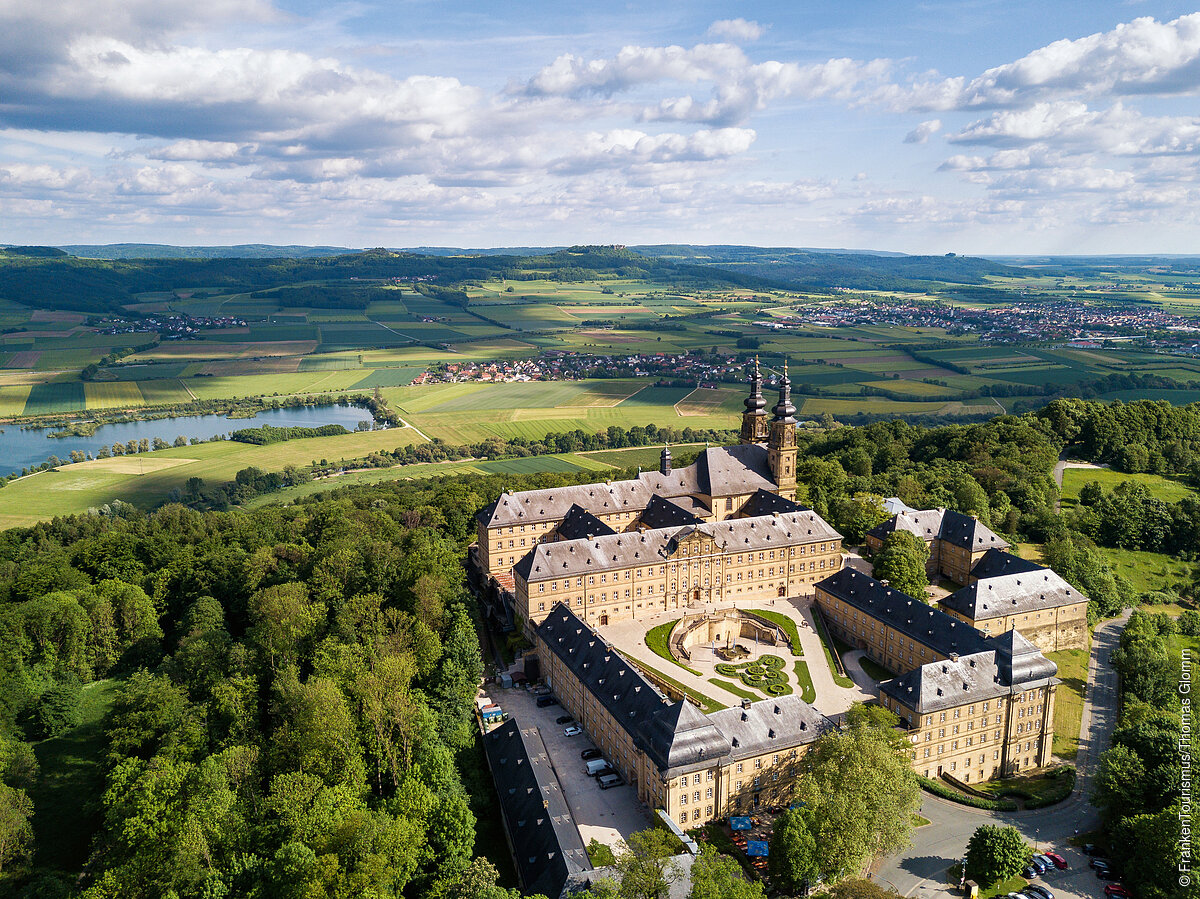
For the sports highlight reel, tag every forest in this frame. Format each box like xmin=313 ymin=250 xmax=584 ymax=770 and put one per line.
xmin=0 ymin=244 xmax=1045 ymax=314
xmin=0 ymin=399 xmax=1196 ymax=897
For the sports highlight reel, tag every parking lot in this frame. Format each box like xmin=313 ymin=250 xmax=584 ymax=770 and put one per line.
xmin=490 ymin=685 xmax=653 ymax=848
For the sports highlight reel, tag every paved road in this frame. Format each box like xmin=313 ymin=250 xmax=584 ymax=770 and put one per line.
xmin=874 ymin=614 xmax=1129 ymax=899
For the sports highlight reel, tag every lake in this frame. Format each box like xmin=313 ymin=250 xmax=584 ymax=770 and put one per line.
xmin=0 ymin=404 xmax=374 ymax=475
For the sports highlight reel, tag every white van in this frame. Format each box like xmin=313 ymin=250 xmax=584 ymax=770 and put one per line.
xmin=585 ymin=758 xmax=610 ymax=777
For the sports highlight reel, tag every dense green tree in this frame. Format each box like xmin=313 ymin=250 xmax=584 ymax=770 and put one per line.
xmin=792 ymin=718 xmax=920 ymax=878
xmin=0 ymin=782 xmax=33 ymax=875
xmin=688 ymin=845 xmax=764 ymax=899
xmin=768 ymin=807 xmax=819 ymax=894
xmin=964 ymin=825 xmax=1029 ymax=886
xmin=830 ymin=494 xmax=890 ymax=544
xmin=871 ymin=531 xmax=930 ymax=600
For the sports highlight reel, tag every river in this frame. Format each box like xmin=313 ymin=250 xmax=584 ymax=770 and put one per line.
xmin=0 ymin=404 xmax=374 ymax=475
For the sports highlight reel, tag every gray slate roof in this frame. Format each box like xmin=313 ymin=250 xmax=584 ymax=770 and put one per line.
xmin=941 ymin=567 xmax=1084 ymax=620
xmin=477 ymin=444 xmax=778 ymax=529
xmin=483 ymin=719 xmax=589 ymax=897
xmin=816 ymin=567 xmax=993 ymax=659
xmin=740 ymin=487 xmax=808 ymax=518
xmin=707 ymin=695 xmax=830 ymax=761
xmin=881 ymin=629 xmax=1059 ymax=714
xmin=556 ymin=504 xmax=617 ymax=542
xmin=536 ymin=604 xmax=830 ymax=775
xmin=880 ymin=650 xmax=1012 ymax=713
xmin=866 ymin=507 xmax=1009 ymax=552
xmin=969 ymin=548 xmax=1042 ymax=581
xmin=535 ymin=605 xmax=723 ymax=774
xmin=516 ymin=510 xmax=842 ymax=584
xmin=640 ymin=494 xmax=704 ymax=529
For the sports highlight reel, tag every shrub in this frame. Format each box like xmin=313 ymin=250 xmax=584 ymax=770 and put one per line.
xmin=918 ymin=777 xmax=1018 ymax=811
xmin=766 ymin=684 xmax=789 ymax=696
xmin=760 ymin=655 xmax=785 ymax=669
xmin=716 ymin=663 xmax=739 ymax=676
xmin=34 ymin=679 xmax=82 ymax=739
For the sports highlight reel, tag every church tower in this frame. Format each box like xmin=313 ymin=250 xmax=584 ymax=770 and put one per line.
xmin=768 ymin=362 xmax=798 ymax=498
xmin=739 ymin=357 xmax=769 ymax=444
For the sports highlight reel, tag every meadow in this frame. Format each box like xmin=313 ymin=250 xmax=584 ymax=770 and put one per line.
xmin=1 ymin=258 xmax=1200 ymax=525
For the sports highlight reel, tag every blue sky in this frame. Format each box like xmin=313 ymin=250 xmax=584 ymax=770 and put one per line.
xmin=3 ymin=1 xmax=1200 ymax=253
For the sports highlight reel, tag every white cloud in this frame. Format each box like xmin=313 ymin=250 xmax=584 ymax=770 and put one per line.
xmin=707 ymin=19 xmax=766 ymax=42
xmin=883 ymin=13 xmax=1200 ymax=112
xmin=904 ymin=119 xmax=941 ymax=143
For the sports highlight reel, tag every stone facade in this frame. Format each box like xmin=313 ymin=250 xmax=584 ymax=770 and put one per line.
xmin=514 ymin=510 xmax=843 ymax=636
xmin=815 ymin=567 xmax=1059 ymax=782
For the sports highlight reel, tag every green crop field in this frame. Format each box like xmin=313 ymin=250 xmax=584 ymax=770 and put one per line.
xmin=351 ymin=367 xmax=424 ymax=388
xmin=24 ymin=382 xmax=87 ymax=415
xmin=83 ymin=382 xmax=144 ymax=409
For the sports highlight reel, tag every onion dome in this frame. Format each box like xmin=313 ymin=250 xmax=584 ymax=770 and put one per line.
xmin=744 ymin=356 xmax=766 ymax=412
xmin=772 ymin=362 xmax=796 ymax=423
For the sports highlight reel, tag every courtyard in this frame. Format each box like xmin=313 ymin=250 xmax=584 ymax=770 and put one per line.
xmin=597 ymin=593 xmax=877 ymax=717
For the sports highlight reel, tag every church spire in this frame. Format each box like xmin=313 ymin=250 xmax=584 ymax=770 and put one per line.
xmin=772 ymin=361 xmax=796 ymax=424
xmin=740 ymin=356 xmax=768 ymax=444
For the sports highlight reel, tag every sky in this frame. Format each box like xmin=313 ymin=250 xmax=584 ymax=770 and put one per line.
xmin=3 ymin=1 xmax=1200 ymax=254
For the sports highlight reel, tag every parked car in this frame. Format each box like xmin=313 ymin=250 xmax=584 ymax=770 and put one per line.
xmin=556 ymin=715 xmax=574 ymax=725
xmin=1097 ymin=869 xmax=1121 ymax=882
xmin=532 ymin=685 xmax=551 ymax=696
xmin=581 ymin=748 xmax=602 ymax=760
xmin=1024 ymin=884 xmax=1054 ymax=899
xmin=597 ymin=772 xmax=624 ymax=790
xmin=1029 ymin=858 xmax=1047 ymax=875
xmin=1104 ymin=885 xmax=1131 ymax=899
xmin=1034 ymin=854 xmax=1056 ymax=871
xmin=1082 ymin=843 xmax=1098 ymax=856
xmin=1044 ymin=852 xmax=1067 ymax=870
xmin=585 ymin=758 xmax=610 ymax=777
xmin=535 ymin=695 xmax=558 ymax=708
xmin=564 ymin=724 xmax=583 ymax=737
xmin=1022 ymin=866 xmax=1040 ymax=880
xmin=1091 ymin=858 xmax=1112 ymax=871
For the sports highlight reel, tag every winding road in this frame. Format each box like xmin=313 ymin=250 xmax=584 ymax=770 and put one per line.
xmin=873 ymin=613 xmax=1129 ymax=899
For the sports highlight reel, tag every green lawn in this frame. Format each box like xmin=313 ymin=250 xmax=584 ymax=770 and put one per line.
xmin=29 ymin=678 xmax=120 ymax=873
xmin=1096 ymin=547 xmax=1195 ymax=596
xmin=1046 ymin=643 xmax=1090 ymax=760
xmin=1060 ymin=466 xmax=1196 ymax=504
xmin=811 ymin=610 xmax=855 ymax=688
xmin=857 ymin=655 xmax=893 ymax=682
xmin=646 ymin=620 xmax=699 ymax=675
xmin=746 ymin=608 xmax=803 ymax=655
xmin=793 ymin=660 xmax=817 ymax=703
xmin=623 ymin=656 xmax=726 ymax=713
xmin=709 ymin=677 xmax=758 ymax=702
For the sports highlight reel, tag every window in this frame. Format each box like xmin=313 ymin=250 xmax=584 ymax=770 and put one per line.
xmin=736 ymin=763 xmax=743 ymax=774
xmin=694 ymin=774 xmax=702 ymax=785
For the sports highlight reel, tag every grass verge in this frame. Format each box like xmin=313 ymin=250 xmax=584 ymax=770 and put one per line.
xmin=746 ymin=608 xmax=803 ymax=655
xmin=646 ymin=619 xmax=700 ymax=675
xmin=811 ymin=609 xmax=855 ymax=688
xmin=626 ymin=657 xmax=726 ymax=713
xmin=857 ymin=654 xmax=892 ymax=682
xmin=709 ymin=677 xmax=758 ymax=702
xmin=793 ymin=661 xmax=817 ymax=703
xmin=29 ymin=678 xmax=120 ymax=874
xmin=1046 ymin=642 xmax=1090 ymax=760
